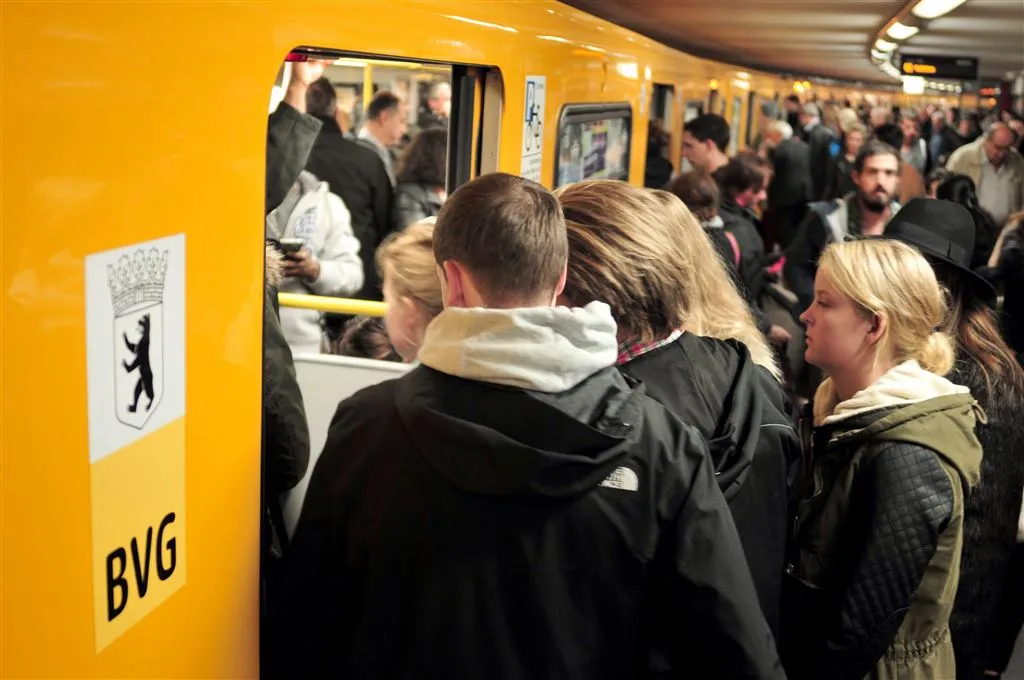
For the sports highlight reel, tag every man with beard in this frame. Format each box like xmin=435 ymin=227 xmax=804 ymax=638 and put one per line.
xmin=784 ymin=140 xmax=901 ymax=314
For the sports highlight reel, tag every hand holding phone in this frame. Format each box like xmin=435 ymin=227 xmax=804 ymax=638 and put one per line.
xmin=279 ymin=238 xmax=304 ymax=259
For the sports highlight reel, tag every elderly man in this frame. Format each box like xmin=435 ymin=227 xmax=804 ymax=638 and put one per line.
xmin=946 ymin=122 xmax=1024 ymax=226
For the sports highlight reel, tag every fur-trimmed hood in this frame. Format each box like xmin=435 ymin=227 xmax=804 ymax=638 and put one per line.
xmin=266 ymin=242 xmax=284 ymax=289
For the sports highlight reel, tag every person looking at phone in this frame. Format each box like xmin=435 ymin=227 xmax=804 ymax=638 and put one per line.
xmin=266 ymin=170 xmax=364 ymax=355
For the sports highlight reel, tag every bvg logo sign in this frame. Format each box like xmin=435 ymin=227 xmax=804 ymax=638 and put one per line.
xmin=85 ymin=233 xmax=186 ymax=652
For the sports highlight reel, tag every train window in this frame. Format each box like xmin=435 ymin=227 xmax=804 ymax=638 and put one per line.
xmin=680 ymin=101 xmax=704 ymax=172
xmin=729 ymin=95 xmax=743 ymax=154
xmin=649 ymin=84 xmax=675 ymax=156
xmin=745 ymin=91 xmax=757 ymax=146
xmin=554 ymin=103 xmax=632 ymax=187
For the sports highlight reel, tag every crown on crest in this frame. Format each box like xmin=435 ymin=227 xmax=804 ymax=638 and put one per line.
xmin=106 ymin=248 xmax=169 ymax=316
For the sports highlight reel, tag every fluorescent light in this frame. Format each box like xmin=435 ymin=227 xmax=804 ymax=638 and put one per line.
xmin=875 ymin=38 xmax=898 ymax=52
xmin=735 ymin=71 xmax=751 ymax=79
xmin=887 ymin=22 xmax=920 ymax=40
xmin=903 ymin=76 xmax=926 ymax=94
xmin=442 ymin=15 xmax=518 ymax=32
xmin=871 ymin=50 xmax=888 ymax=61
xmin=537 ymin=34 xmax=570 ymax=43
xmin=912 ymin=0 xmax=967 ymax=19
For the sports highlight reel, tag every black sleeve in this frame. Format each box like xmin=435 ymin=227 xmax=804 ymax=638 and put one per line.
xmin=372 ymin=159 xmax=396 ymax=247
xmin=784 ymin=211 xmax=829 ymax=315
xmin=266 ymin=101 xmax=322 ymax=215
xmin=270 ymin=399 xmax=359 ymax=679
xmin=817 ymin=444 xmax=954 ymax=680
xmin=656 ymin=430 xmax=787 ymax=680
xmin=262 ymin=285 xmax=310 ymax=495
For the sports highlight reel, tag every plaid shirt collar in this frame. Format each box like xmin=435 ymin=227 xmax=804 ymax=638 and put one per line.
xmin=615 ymin=330 xmax=683 ymax=366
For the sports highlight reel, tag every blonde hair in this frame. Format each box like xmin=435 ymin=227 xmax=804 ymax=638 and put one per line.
xmin=556 ymin=180 xmax=781 ymax=380
xmin=838 ymin=108 xmax=861 ymax=134
xmin=375 ymin=219 xmax=443 ymax=318
xmin=818 ymin=239 xmax=954 ymax=376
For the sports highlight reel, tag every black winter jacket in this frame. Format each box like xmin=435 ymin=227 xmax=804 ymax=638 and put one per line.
xmin=271 ymin=364 xmax=785 ymax=680
xmin=949 ymin=359 xmax=1024 ymax=680
xmin=619 ymin=334 xmax=800 ymax=637
xmin=263 ymin=247 xmax=310 ymax=497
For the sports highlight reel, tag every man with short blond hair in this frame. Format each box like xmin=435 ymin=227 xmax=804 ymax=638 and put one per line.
xmin=274 ymin=172 xmax=785 ymax=680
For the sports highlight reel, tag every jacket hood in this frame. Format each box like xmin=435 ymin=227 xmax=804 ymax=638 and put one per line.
xmin=818 ymin=361 xmax=983 ymax=490
xmin=394 ymin=364 xmax=646 ymax=498
xmin=417 ymin=301 xmax=619 ymax=393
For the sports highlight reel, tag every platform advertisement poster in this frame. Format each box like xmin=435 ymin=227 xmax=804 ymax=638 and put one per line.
xmin=521 ymin=75 xmax=546 ymax=182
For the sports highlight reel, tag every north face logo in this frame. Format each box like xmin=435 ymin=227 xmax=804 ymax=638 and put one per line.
xmin=600 ymin=466 xmax=639 ymax=492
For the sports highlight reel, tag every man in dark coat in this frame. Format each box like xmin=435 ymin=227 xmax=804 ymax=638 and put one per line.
xmin=305 ymin=77 xmax=394 ymax=304
xmin=762 ymin=119 xmax=812 ymax=251
xmin=799 ymin=102 xmax=837 ymax=201
xmin=272 ymin=172 xmax=785 ymax=680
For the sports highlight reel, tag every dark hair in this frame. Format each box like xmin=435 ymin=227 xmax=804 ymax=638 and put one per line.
xmin=936 ymin=174 xmax=999 ymax=263
xmin=853 ymin=139 xmax=901 ymax=173
xmin=934 ymin=262 xmax=1024 ymax=401
xmin=367 ymin=91 xmax=401 ymax=120
xmin=873 ymin=123 xmax=904 ymax=151
xmin=306 ymin=77 xmax=337 ymax=118
xmin=396 ymin=128 xmax=448 ymax=188
xmin=332 ymin=316 xmax=401 ymax=362
xmin=713 ymin=151 xmax=768 ymax=198
xmin=785 ymin=94 xmax=800 ymax=105
xmin=684 ymin=114 xmax=731 ymax=153
xmin=666 ymin=171 xmax=719 ymax=222
xmin=433 ymin=172 xmax=567 ymax=304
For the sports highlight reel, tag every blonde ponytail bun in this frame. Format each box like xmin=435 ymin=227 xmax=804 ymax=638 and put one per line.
xmin=919 ymin=330 xmax=955 ymax=376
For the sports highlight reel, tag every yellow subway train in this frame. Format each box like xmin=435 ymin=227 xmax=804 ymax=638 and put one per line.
xmin=1 ymin=1 xmax=933 ymax=677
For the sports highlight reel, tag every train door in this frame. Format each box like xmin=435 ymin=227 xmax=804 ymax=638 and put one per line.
xmin=646 ymin=83 xmax=675 ymax=187
xmin=264 ymin=46 xmax=503 ymax=672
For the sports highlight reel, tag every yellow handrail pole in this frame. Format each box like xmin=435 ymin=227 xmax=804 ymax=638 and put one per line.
xmin=278 ymin=292 xmax=387 ymax=318
xmin=363 ymin=63 xmax=374 ymax=112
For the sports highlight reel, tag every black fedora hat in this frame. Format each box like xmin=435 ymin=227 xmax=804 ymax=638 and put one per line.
xmin=885 ymin=197 xmax=996 ymax=301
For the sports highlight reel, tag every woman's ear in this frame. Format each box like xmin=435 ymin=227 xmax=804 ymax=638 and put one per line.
xmin=865 ymin=312 xmax=887 ymax=346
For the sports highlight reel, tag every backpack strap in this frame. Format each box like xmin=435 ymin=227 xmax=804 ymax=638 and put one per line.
xmin=724 ymin=230 xmax=741 ymax=269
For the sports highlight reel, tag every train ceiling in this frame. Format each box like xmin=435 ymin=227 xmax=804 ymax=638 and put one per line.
xmin=563 ymin=0 xmax=1022 ymax=85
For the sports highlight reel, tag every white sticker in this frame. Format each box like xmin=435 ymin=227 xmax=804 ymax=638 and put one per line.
xmin=85 ymin=234 xmax=186 ymax=463
xmin=521 ymin=75 xmax=546 ymax=182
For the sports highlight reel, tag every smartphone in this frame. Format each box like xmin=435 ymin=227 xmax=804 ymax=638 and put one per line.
xmin=279 ymin=238 xmax=304 ymax=257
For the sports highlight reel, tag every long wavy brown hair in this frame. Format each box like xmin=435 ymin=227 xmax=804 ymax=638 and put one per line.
xmin=556 ymin=180 xmax=780 ymax=380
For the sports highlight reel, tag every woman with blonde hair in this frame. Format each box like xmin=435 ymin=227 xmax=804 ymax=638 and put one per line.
xmin=783 ymin=238 xmax=983 ymax=680
xmin=375 ymin=218 xmax=443 ymax=362
xmin=556 ymin=179 xmax=799 ymax=643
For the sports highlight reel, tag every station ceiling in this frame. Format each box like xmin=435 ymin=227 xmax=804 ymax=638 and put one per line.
xmin=563 ymin=0 xmax=1023 ymax=85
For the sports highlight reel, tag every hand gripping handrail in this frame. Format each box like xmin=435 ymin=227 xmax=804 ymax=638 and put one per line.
xmin=277 ymin=292 xmax=387 ymax=318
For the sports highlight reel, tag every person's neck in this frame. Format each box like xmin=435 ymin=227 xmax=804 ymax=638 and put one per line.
xmin=830 ymin=361 xmax=891 ymax=403
xmin=364 ymin=123 xmax=387 ymax=147
xmin=707 ymin=151 xmax=729 ymax=174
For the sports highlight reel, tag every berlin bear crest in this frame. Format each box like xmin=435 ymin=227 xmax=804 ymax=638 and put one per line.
xmin=107 ymin=248 xmax=168 ymax=429
xmin=122 ymin=313 xmax=154 ymax=413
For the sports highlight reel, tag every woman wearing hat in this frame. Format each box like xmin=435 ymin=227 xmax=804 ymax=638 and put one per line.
xmin=783 ymin=237 xmax=983 ymax=680
xmin=886 ymin=197 xmax=1024 ymax=680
